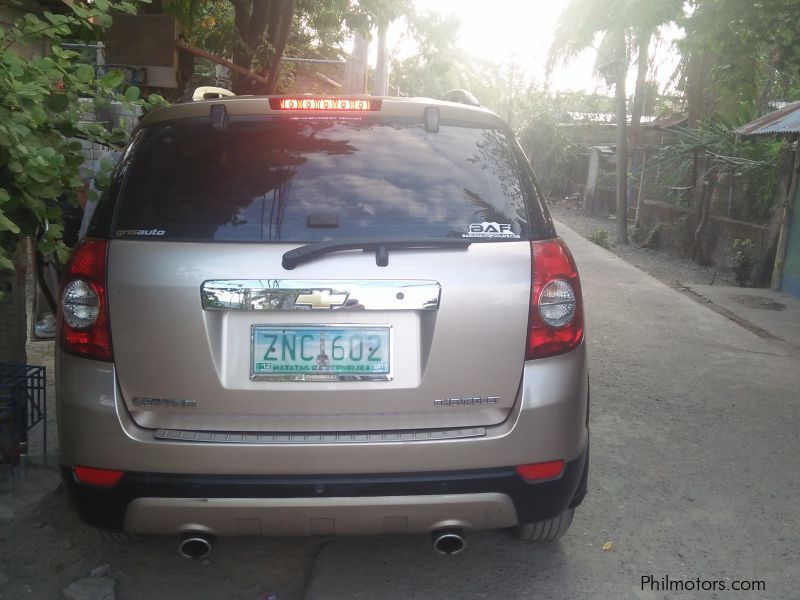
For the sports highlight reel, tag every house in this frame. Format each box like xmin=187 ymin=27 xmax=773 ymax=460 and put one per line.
xmin=737 ymin=101 xmax=800 ymax=297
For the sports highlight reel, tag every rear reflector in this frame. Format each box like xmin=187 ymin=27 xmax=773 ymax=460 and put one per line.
xmin=526 ymin=238 xmax=584 ymax=360
xmin=59 ymin=239 xmax=113 ymax=361
xmin=515 ymin=460 xmax=565 ymax=481
xmin=270 ymin=97 xmax=379 ymax=111
xmin=74 ymin=466 xmax=124 ymax=487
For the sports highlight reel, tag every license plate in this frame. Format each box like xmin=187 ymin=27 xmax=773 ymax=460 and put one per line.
xmin=251 ymin=325 xmax=391 ymax=381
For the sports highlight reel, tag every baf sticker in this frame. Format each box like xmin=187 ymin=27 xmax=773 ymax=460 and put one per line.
xmin=462 ymin=222 xmax=520 ymax=239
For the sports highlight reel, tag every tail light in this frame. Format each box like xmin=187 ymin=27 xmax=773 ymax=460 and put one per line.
xmin=526 ymin=238 xmax=584 ymax=360
xmin=74 ymin=465 xmax=124 ymax=487
xmin=59 ymin=239 xmax=113 ymax=361
xmin=269 ymin=97 xmax=380 ymax=111
xmin=516 ymin=460 xmax=565 ymax=482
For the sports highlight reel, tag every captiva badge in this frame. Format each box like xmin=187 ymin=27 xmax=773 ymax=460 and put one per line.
xmin=462 ymin=222 xmax=520 ymax=239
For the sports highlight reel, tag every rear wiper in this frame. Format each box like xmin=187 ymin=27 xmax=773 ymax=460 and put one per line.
xmin=282 ymin=238 xmax=472 ymax=270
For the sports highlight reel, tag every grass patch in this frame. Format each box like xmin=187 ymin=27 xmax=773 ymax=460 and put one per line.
xmin=587 ymin=228 xmax=611 ymax=249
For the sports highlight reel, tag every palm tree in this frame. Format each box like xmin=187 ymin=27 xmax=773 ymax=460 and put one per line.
xmin=548 ymin=0 xmax=682 ymax=245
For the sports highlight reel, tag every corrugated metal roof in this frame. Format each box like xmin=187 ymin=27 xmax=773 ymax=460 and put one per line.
xmin=736 ymin=100 xmax=800 ymax=136
xmin=647 ymin=112 xmax=687 ymax=129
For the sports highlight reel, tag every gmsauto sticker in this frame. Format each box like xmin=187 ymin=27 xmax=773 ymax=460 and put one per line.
xmin=115 ymin=229 xmax=166 ymax=237
xmin=462 ymin=222 xmax=520 ymax=239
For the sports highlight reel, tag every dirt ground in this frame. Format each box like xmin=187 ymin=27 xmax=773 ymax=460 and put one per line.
xmin=548 ymin=197 xmax=737 ymax=288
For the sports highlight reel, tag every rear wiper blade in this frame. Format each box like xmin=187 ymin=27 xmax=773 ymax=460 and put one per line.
xmin=282 ymin=238 xmax=472 ymax=270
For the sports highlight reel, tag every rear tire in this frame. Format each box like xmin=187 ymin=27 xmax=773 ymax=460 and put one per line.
xmin=514 ymin=507 xmax=574 ymax=542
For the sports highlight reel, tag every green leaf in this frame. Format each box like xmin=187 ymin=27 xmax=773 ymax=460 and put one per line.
xmin=0 ymin=212 xmax=20 ymax=234
xmin=28 ymin=170 xmax=52 ymax=184
xmin=0 ymin=188 xmax=9 ymax=204
xmin=93 ymin=12 xmax=113 ymax=28
xmin=43 ymin=11 xmax=69 ymax=27
xmin=76 ymin=63 xmax=95 ymax=83
xmin=146 ymin=93 xmax=167 ymax=107
xmin=0 ymin=252 xmax=14 ymax=271
xmin=124 ymin=85 xmax=141 ymax=101
xmin=93 ymin=95 xmax=111 ymax=110
xmin=37 ymin=239 xmax=55 ymax=256
xmin=46 ymin=92 xmax=70 ymax=113
xmin=108 ymin=128 xmax=129 ymax=147
xmin=101 ymin=69 xmax=124 ymax=90
xmin=22 ymin=13 xmax=46 ymax=31
xmin=69 ymin=3 xmax=90 ymax=19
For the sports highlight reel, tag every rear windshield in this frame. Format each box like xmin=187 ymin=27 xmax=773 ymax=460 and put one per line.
xmin=109 ymin=117 xmax=542 ymax=242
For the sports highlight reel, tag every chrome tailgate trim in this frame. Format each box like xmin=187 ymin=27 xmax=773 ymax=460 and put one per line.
xmin=154 ymin=426 xmax=486 ymax=444
xmin=201 ymin=279 xmax=441 ymax=311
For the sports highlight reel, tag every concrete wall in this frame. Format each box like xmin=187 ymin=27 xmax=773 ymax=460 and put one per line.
xmin=75 ymin=99 xmax=140 ymax=179
xmin=638 ymin=200 xmax=771 ymax=271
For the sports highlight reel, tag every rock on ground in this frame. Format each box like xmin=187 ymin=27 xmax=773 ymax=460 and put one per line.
xmin=62 ymin=576 xmax=116 ymax=600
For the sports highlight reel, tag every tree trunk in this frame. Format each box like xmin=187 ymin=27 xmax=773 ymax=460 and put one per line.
xmin=688 ymin=150 xmax=717 ymax=264
xmin=344 ymin=31 xmax=369 ymax=94
xmin=692 ymin=175 xmax=717 ymax=265
xmin=373 ymin=23 xmax=389 ymax=96
xmin=249 ymin=0 xmax=272 ymax=46
xmin=630 ymin=31 xmax=650 ymax=235
xmin=629 ymin=33 xmax=650 ymax=138
xmin=686 ymin=50 xmax=716 ymax=127
xmin=0 ymin=241 xmax=28 ymax=365
xmin=231 ymin=0 xmax=256 ymax=95
xmin=614 ymin=27 xmax=629 ymax=245
xmin=230 ymin=0 xmax=295 ymax=95
xmin=263 ymin=0 xmax=294 ymax=94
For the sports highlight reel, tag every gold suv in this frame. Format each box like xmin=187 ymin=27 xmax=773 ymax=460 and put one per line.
xmin=57 ymin=94 xmax=589 ymax=557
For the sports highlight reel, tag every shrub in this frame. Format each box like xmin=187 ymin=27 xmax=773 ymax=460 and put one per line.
xmin=731 ymin=238 xmax=756 ymax=287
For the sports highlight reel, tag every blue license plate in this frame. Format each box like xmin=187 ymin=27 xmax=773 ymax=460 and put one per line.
xmin=251 ymin=325 xmax=391 ymax=381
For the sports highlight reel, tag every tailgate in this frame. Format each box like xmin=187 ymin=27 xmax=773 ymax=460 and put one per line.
xmin=107 ymin=240 xmax=531 ymax=432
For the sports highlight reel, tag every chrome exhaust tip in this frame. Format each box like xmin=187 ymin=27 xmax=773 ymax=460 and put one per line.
xmin=179 ymin=534 xmax=213 ymax=559
xmin=432 ymin=528 xmax=466 ymax=555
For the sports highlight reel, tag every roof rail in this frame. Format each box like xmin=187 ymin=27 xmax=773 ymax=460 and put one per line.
xmin=443 ymin=89 xmax=481 ymax=107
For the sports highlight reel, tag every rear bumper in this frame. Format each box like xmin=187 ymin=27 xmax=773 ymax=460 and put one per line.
xmin=61 ymin=446 xmax=588 ymax=536
xmin=57 ymin=342 xmax=589 ymax=535
xmin=56 ymin=344 xmax=589 ymax=476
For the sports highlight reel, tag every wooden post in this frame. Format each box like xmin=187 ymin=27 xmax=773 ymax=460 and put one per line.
xmin=634 ymin=149 xmax=647 ymax=233
xmin=584 ymin=147 xmax=601 ymax=215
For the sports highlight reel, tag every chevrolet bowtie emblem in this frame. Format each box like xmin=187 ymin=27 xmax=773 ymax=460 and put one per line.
xmin=294 ymin=290 xmax=349 ymax=309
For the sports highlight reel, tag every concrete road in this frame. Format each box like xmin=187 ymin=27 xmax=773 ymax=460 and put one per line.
xmin=302 ymin=225 xmax=799 ymax=599
xmin=2 ymin=223 xmax=797 ymax=599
